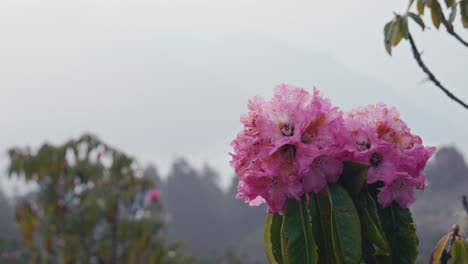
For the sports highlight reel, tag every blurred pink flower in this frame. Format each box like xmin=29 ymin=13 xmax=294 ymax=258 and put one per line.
xmin=145 ymin=189 xmax=161 ymax=202
xmin=30 ymin=201 xmax=39 ymax=212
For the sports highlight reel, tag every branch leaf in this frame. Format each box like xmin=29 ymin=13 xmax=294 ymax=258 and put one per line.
xmin=431 ymin=1 xmax=443 ymax=29
xmin=461 ymin=0 xmax=468 ymax=28
xmin=417 ymin=0 xmax=426 ymax=14
xmin=384 ymin=21 xmax=393 ymax=55
xmin=399 ymin=15 xmax=410 ymax=39
xmin=384 ymin=18 xmax=402 ymax=55
xmin=408 ymin=12 xmax=426 ymax=30
xmin=429 ymin=232 xmax=452 ymax=264
xmin=449 ymin=236 xmax=468 ymax=264
xmin=449 ymin=4 xmax=458 ymax=24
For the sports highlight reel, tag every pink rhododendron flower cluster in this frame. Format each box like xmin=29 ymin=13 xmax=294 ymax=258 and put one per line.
xmin=230 ymin=85 xmax=435 ymax=213
xmin=345 ymin=103 xmax=436 ymax=208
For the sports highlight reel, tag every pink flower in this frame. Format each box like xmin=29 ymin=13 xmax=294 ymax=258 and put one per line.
xmin=302 ymin=152 xmax=344 ymax=193
xmin=236 ymin=175 xmax=303 ymax=213
xmin=231 ymin=84 xmax=348 ymax=213
xmin=345 ymin=103 xmax=435 ymax=208
xmin=30 ymin=201 xmax=39 ymax=212
xmin=377 ymin=172 xmax=421 ymax=208
xmin=145 ymin=189 xmax=161 ymax=202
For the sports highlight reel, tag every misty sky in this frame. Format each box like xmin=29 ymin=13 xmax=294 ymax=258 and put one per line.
xmin=1 ymin=0 xmax=467 ymax=192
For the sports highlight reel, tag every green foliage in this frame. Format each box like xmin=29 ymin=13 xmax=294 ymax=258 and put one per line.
xmin=8 ymin=134 xmax=196 ymax=263
xmin=280 ymin=199 xmax=317 ymax=264
xmin=430 ymin=233 xmax=451 ymax=263
xmin=462 ymin=0 xmax=468 ymax=27
xmin=328 ymin=184 xmax=361 ymax=264
xmin=377 ymin=203 xmax=419 ymax=264
xmin=264 ymin=213 xmax=283 ymax=264
xmin=383 ymin=0 xmax=468 ymax=55
xmin=358 ymin=192 xmax=390 ymax=258
xmin=264 ymin=162 xmax=421 ymax=264
xmin=310 ymin=192 xmax=335 ymax=264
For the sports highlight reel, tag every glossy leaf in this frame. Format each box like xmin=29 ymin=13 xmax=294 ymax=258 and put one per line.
xmin=392 ymin=25 xmax=404 ymax=46
xmin=462 ymin=0 xmax=468 ymax=28
xmin=417 ymin=0 xmax=425 ymax=14
xmin=431 ymin=1 xmax=442 ymax=29
xmin=264 ymin=213 xmax=283 ymax=264
xmin=378 ymin=203 xmax=418 ymax=264
xmin=429 ymin=232 xmax=452 ymax=264
xmin=340 ymin=162 xmax=368 ymax=198
xmin=384 ymin=21 xmax=393 ymax=55
xmin=310 ymin=192 xmax=336 ymax=264
xmin=399 ymin=15 xmax=410 ymax=39
xmin=449 ymin=236 xmax=468 ymax=264
xmin=384 ymin=18 xmax=402 ymax=54
xmin=329 ymin=184 xmax=362 ymax=264
xmin=281 ymin=199 xmax=318 ymax=264
xmin=358 ymin=192 xmax=390 ymax=257
xmin=408 ymin=12 xmax=426 ymax=30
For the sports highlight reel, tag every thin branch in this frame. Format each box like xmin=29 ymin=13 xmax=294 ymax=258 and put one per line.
xmin=408 ymin=34 xmax=468 ymax=109
xmin=440 ymin=11 xmax=468 ymax=48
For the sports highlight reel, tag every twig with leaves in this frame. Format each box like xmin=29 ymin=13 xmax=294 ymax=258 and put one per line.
xmin=384 ymin=0 xmax=468 ymax=110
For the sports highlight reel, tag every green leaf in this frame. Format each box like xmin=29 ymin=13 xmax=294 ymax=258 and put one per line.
xmin=328 ymin=184 xmax=362 ymax=264
xmin=444 ymin=0 xmax=456 ymax=8
xmin=449 ymin=4 xmax=457 ymax=24
xmin=392 ymin=24 xmax=404 ymax=46
xmin=384 ymin=18 xmax=402 ymax=55
xmin=429 ymin=232 xmax=451 ymax=264
xmin=461 ymin=0 xmax=468 ymax=28
xmin=357 ymin=192 xmax=390 ymax=257
xmin=408 ymin=12 xmax=426 ymax=30
xmin=399 ymin=15 xmax=410 ymax=39
xmin=449 ymin=237 xmax=468 ymax=264
xmin=431 ymin=1 xmax=443 ymax=29
xmin=378 ymin=203 xmax=418 ymax=264
xmin=465 ymin=240 xmax=468 ymax=260
xmin=264 ymin=213 xmax=283 ymax=264
xmin=281 ymin=199 xmax=317 ymax=264
xmin=384 ymin=21 xmax=393 ymax=55
xmin=340 ymin=162 xmax=368 ymax=198
xmin=417 ymin=0 xmax=425 ymax=14
xmin=309 ymin=192 xmax=336 ymax=264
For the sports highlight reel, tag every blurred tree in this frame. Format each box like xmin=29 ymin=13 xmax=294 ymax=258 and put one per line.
xmin=7 ymin=134 xmax=198 ymax=264
xmin=384 ymin=0 xmax=468 ymax=109
xmin=144 ymin=165 xmax=163 ymax=189
xmin=164 ymin=159 xmax=229 ymax=259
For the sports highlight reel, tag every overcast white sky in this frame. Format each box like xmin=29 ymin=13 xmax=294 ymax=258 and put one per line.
xmin=0 ymin=0 xmax=467 ymax=192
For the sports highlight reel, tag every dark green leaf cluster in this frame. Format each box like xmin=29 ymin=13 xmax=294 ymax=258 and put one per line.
xmin=264 ymin=162 xmax=419 ymax=264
